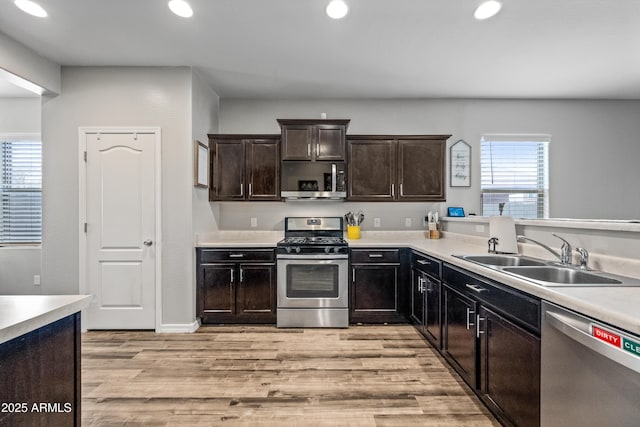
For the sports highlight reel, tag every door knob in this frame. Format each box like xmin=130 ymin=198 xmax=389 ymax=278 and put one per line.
xmin=143 ymin=240 xmax=153 ymax=246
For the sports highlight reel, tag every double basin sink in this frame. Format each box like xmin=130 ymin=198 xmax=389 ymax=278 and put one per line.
xmin=456 ymin=254 xmax=640 ymax=287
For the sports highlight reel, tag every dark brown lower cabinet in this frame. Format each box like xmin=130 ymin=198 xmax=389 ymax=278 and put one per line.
xmin=197 ymin=249 xmax=276 ymax=324
xmin=480 ymin=306 xmax=540 ymax=427
xmin=350 ymin=249 xmax=406 ymax=323
xmin=0 ymin=313 xmax=81 ymax=426
xmin=443 ymin=285 xmax=478 ymax=388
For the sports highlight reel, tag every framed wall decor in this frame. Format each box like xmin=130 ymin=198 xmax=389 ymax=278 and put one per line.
xmin=450 ymin=139 xmax=471 ymax=187
xmin=194 ymin=140 xmax=208 ymax=188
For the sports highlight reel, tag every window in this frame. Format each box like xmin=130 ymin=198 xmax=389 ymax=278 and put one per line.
xmin=0 ymin=135 xmax=42 ymax=243
xmin=480 ymin=135 xmax=549 ymax=219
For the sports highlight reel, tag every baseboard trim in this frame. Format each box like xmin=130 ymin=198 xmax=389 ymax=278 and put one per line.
xmin=156 ymin=320 xmax=200 ymax=333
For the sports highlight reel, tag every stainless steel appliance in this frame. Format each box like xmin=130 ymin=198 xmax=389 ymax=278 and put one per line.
xmin=277 ymin=217 xmax=349 ymax=328
xmin=541 ymin=301 xmax=640 ymax=426
xmin=280 ymin=162 xmax=346 ymax=200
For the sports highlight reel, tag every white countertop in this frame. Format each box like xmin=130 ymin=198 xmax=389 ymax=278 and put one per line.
xmin=196 ymin=231 xmax=640 ymax=335
xmin=0 ymin=295 xmax=91 ymax=345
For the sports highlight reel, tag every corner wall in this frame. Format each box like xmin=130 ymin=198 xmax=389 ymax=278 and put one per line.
xmin=41 ymin=66 xmax=195 ymax=327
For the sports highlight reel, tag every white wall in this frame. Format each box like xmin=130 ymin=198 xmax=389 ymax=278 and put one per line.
xmin=0 ymin=97 xmax=42 ymax=294
xmin=0 ymin=32 xmax=60 ymax=94
xmin=41 ymin=66 xmax=197 ymax=327
xmin=219 ymin=98 xmax=640 ymax=222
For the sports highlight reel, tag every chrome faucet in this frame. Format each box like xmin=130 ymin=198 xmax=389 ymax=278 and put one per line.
xmin=576 ymin=247 xmax=590 ymax=270
xmin=516 ymin=233 xmax=573 ymax=265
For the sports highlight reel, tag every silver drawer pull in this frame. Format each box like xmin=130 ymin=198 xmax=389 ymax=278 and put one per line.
xmin=368 ymin=254 xmax=384 ymax=258
xmin=417 ymin=259 xmax=431 ymax=265
xmin=477 ymin=315 xmax=486 ymax=338
xmin=229 ymin=254 xmax=245 ymax=258
xmin=465 ymin=283 xmax=487 ymax=293
xmin=466 ymin=307 xmax=475 ymax=330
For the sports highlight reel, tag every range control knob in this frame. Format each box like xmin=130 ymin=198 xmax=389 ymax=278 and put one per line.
xmin=334 ymin=246 xmax=341 ymax=254
xmin=285 ymin=247 xmax=292 ymax=254
xmin=295 ymin=247 xmax=301 ymax=254
xmin=324 ymin=246 xmax=331 ymax=254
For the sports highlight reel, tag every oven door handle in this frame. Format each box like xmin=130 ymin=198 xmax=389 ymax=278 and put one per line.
xmin=277 ymin=254 xmax=348 ymax=260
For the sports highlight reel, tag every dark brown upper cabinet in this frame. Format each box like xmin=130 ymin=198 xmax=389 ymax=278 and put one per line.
xmin=209 ymin=135 xmax=280 ymax=201
xmin=277 ymin=119 xmax=350 ymax=161
xmin=347 ymin=135 xmax=450 ymax=202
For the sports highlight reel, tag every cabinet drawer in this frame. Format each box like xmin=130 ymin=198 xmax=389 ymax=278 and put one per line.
xmin=351 ymin=249 xmax=400 ymax=264
xmin=198 ymin=248 xmax=275 ymax=263
xmin=412 ymin=251 xmax=441 ymax=278
xmin=443 ymin=264 xmax=540 ymax=333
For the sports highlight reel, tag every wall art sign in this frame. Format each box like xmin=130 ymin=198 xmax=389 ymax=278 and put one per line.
xmin=450 ymin=139 xmax=471 ymax=187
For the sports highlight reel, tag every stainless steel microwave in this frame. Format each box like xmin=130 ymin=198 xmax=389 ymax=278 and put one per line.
xmin=281 ymin=162 xmax=346 ymax=200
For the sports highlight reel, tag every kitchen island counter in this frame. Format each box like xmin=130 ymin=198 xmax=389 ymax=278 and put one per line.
xmin=0 ymin=294 xmax=91 ymax=344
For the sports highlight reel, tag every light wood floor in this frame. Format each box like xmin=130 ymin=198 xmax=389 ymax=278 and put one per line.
xmin=82 ymin=325 xmax=500 ymax=426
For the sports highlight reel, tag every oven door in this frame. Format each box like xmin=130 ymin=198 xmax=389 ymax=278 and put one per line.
xmin=277 ymin=254 xmax=348 ymax=309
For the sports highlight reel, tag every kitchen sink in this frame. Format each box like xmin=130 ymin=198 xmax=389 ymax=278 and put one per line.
xmin=455 ymin=253 xmax=640 ymax=287
xmin=502 ymin=266 xmax=623 ymax=285
xmin=459 ymin=254 xmax=547 ymax=267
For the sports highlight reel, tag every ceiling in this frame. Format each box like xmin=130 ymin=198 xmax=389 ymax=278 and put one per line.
xmin=1 ymin=0 xmax=639 ymax=99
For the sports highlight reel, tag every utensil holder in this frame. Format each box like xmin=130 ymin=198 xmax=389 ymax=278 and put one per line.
xmin=347 ymin=225 xmax=361 ymax=239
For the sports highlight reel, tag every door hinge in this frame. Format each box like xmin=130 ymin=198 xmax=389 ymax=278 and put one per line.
xmin=84 ymin=151 xmax=87 ymax=162
xmin=84 ymin=222 xmax=87 ymax=233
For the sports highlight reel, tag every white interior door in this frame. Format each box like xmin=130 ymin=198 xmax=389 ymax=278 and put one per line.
xmin=83 ymin=131 xmax=158 ymax=329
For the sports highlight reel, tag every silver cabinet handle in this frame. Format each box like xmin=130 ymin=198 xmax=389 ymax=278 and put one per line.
xmin=476 ymin=314 xmax=486 ymax=338
xmin=465 ymin=283 xmax=487 ymax=293
xmin=466 ymin=307 xmax=475 ymax=330
xmin=248 ymin=183 xmax=252 ymax=196
xmin=391 ymin=184 xmax=395 ymax=197
xmin=352 ymin=267 xmax=356 ymax=283
xmin=239 ymin=267 xmax=243 ymax=284
xmin=417 ymin=259 xmax=431 ymax=265
xmin=143 ymin=240 xmax=153 ymax=246
xmin=240 ymin=183 xmax=244 ymax=197
xmin=307 ymin=143 xmax=311 ymax=157
xmin=417 ymin=276 xmax=424 ymax=293
xmin=400 ymin=183 xmax=404 ymax=196
xmin=316 ymin=143 xmax=320 ymax=157
xmin=368 ymin=253 xmax=383 ymax=258
xmin=230 ymin=268 xmax=234 ymax=283
xmin=229 ymin=254 xmax=244 ymax=258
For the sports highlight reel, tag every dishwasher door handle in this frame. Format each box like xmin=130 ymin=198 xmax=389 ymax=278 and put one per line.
xmin=545 ymin=310 xmax=640 ymax=374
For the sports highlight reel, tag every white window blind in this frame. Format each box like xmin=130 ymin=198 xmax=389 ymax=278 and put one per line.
xmin=0 ymin=137 xmax=42 ymax=243
xmin=481 ymin=135 xmax=549 ymax=219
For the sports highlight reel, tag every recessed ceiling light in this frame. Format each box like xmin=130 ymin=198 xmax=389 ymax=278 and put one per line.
xmin=168 ymin=0 xmax=193 ymax=18
xmin=474 ymin=0 xmax=502 ymax=20
xmin=326 ymin=0 xmax=349 ymax=19
xmin=14 ymin=0 xmax=48 ymax=18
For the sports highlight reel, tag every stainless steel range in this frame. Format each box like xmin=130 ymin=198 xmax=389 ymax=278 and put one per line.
xmin=276 ymin=217 xmax=349 ymax=328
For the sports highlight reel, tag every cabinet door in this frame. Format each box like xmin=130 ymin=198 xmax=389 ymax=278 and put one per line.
xmin=210 ymin=139 xmax=245 ymax=200
xmin=348 ymin=140 xmax=396 ymax=201
xmin=443 ymin=285 xmax=477 ymax=388
xmin=281 ymin=125 xmax=314 ymax=160
xmin=316 ymin=125 xmax=346 ymax=161
xmin=397 ymin=139 xmax=445 ymax=201
xmin=246 ymin=139 xmax=280 ymax=200
xmin=351 ymin=264 xmax=402 ymax=323
xmin=236 ymin=263 xmax=276 ymax=322
xmin=410 ymin=267 xmax=425 ymax=328
xmin=424 ymin=276 xmax=441 ymax=349
xmin=199 ymin=264 xmax=235 ymax=322
xmin=479 ymin=307 xmax=540 ymax=427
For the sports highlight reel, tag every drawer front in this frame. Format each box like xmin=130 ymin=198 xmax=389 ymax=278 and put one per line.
xmin=412 ymin=251 xmax=441 ymax=278
xmin=198 ymin=248 xmax=275 ymax=263
xmin=350 ymin=249 xmax=400 ymax=264
xmin=443 ymin=264 xmax=540 ymax=333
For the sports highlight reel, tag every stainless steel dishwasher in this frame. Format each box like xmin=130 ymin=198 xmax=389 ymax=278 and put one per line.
xmin=541 ymin=301 xmax=640 ymax=426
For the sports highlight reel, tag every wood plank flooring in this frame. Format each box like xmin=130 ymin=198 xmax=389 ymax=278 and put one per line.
xmin=82 ymin=325 xmax=500 ymax=426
